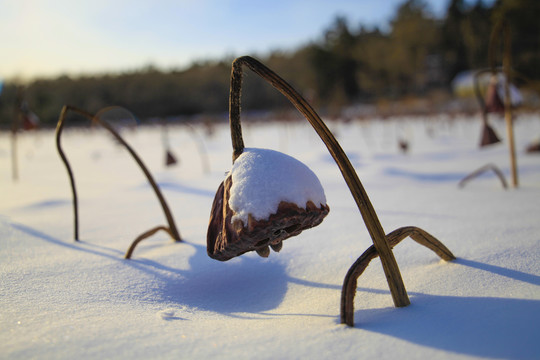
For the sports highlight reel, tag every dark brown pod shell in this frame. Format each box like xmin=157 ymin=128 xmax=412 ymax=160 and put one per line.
xmin=165 ymin=150 xmax=178 ymax=166
xmin=207 ymin=175 xmax=329 ymax=261
xmin=480 ymin=123 xmax=501 ymax=147
xmin=526 ymin=140 xmax=540 ymax=153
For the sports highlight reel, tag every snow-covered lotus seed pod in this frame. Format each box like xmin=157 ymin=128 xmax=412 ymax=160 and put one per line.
xmin=207 ymin=148 xmax=329 ymax=261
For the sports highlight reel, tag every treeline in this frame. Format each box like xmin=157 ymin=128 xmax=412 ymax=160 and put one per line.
xmin=1 ymin=0 xmax=539 ymax=127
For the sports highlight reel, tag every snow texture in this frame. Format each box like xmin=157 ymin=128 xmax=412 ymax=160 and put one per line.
xmin=1 ymin=114 xmax=540 ymax=359
xmin=229 ymin=147 xmax=327 ymax=224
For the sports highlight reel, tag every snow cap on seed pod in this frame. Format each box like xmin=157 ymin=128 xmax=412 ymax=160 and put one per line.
xmin=207 ymin=148 xmax=329 ymax=261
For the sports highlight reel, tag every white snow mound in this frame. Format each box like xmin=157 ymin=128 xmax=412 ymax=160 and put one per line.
xmin=229 ymin=147 xmax=326 ymax=224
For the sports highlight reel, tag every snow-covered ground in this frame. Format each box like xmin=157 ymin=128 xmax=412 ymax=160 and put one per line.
xmin=1 ymin=113 xmax=539 ymax=359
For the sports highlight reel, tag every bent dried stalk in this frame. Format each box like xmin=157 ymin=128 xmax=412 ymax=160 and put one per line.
xmin=55 ymin=105 xmax=181 ymax=254
xmin=458 ymin=163 xmax=508 ymax=189
xmin=229 ymin=56 xmax=456 ymax=326
xmin=341 ymin=226 xmax=455 ymax=326
xmin=230 ymin=57 xmax=409 ymax=305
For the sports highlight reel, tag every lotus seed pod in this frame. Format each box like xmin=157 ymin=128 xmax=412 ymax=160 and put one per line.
xmin=206 ymin=148 xmax=329 ymax=261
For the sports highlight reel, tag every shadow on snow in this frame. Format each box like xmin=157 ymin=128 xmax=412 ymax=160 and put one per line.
xmin=12 ymin=221 xmax=539 ymax=358
xmin=352 ymin=257 xmax=540 ymax=359
xmin=10 ymin=221 xmax=338 ymax=318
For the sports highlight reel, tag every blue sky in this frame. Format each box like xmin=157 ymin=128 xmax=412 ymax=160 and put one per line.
xmin=0 ymin=0 xmax=488 ymax=81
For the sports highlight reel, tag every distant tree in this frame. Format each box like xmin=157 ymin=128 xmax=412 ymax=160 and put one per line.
xmin=308 ymin=17 xmax=360 ymax=108
xmin=460 ymin=1 xmax=493 ymax=69
xmin=388 ymin=0 xmax=440 ymax=94
xmin=491 ymin=0 xmax=540 ymax=81
xmin=441 ymin=0 xmax=469 ymax=81
xmin=353 ymin=27 xmax=393 ymax=97
xmin=3 ymin=0 xmax=538 ymax=127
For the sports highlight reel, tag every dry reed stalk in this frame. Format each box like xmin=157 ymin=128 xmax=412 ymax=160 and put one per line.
xmin=489 ymin=20 xmax=518 ymax=187
xmin=55 ymin=105 xmax=182 ymax=258
xmin=228 ymin=56 xmax=456 ymax=326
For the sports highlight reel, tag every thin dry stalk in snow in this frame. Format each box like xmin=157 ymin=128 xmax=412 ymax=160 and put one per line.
xmin=489 ymin=20 xmax=519 ymax=187
xmin=55 ymin=105 xmax=182 ymax=258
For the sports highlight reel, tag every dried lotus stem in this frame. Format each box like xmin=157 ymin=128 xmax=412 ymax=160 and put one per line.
xmin=489 ymin=20 xmax=518 ymax=187
xmin=341 ymin=227 xmax=455 ymax=326
xmin=458 ymin=163 xmax=508 ymax=189
xmin=55 ymin=105 xmax=181 ymax=252
xmin=502 ymin=23 xmax=518 ymax=188
xmin=229 ymin=56 xmax=410 ymax=308
xmin=229 ymin=56 xmax=456 ymax=327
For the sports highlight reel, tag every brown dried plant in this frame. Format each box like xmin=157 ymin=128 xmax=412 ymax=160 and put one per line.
xmin=55 ymin=105 xmax=182 ymax=258
xmin=226 ymin=56 xmax=456 ymax=327
xmin=467 ymin=19 xmax=517 ymax=189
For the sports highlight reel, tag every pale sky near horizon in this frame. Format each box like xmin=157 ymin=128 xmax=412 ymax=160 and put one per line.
xmin=0 ymin=0 xmax=491 ymax=81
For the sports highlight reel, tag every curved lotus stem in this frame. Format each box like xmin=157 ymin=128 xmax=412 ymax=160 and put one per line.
xmin=229 ymin=56 xmax=411 ymax=309
xmin=124 ymin=225 xmax=174 ymax=259
xmin=341 ymin=226 xmax=456 ymax=326
xmin=229 ymin=56 xmax=457 ymax=326
xmin=55 ymin=105 xmax=182 ymax=252
xmin=458 ymin=163 xmax=508 ymax=189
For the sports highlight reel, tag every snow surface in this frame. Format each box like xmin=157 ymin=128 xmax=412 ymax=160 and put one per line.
xmin=1 ymin=114 xmax=540 ymax=359
xmin=229 ymin=147 xmax=326 ymax=224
